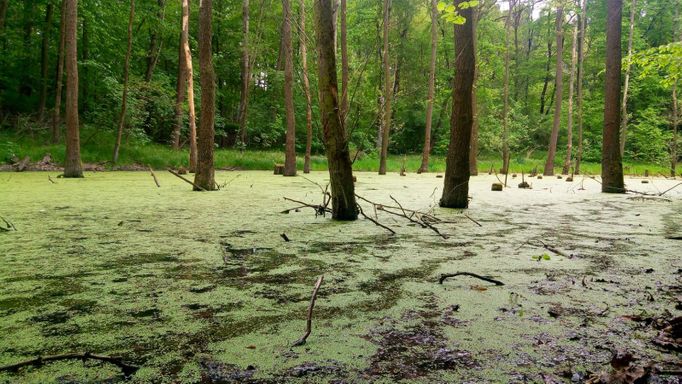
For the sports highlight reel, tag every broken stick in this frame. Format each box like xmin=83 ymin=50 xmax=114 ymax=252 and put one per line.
xmin=439 ymin=272 xmax=505 ymax=286
xmin=148 ymin=166 xmax=160 ymax=188
xmin=0 ymin=352 xmax=139 ymax=377
xmin=168 ymin=169 xmax=206 ymax=191
xmin=292 ymin=275 xmax=325 ymax=347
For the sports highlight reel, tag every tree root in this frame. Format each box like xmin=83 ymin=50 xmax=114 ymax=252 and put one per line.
xmin=439 ymin=272 xmax=505 ymax=286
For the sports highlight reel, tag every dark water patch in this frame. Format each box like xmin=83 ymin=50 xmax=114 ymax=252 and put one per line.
xmin=31 ymin=310 xmax=70 ymax=324
xmin=131 ymin=308 xmax=161 ymax=319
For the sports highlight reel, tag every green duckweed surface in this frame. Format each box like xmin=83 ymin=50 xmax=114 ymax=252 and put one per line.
xmin=0 ymin=171 xmax=680 ymax=383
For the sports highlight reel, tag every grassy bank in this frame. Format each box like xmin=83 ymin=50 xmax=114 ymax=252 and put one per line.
xmin=0 ymin=131 xmax=673 ymax=176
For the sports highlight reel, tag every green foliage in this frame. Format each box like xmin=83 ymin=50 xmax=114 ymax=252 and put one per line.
xmin=437 ymin=1 xmax=479 ymax=24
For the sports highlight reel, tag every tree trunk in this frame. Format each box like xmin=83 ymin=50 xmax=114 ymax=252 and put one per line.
xmin=313 ymin=0 xmax=357 ymax=220
xmin=418 ymin=0 xmax=438 ymax=174
xmin=539 ymin=10 xmax=553 ymax=115
xmin=378 ymin=0 xmax=392 ymax=175
xmin=182 ymin=0 xmax=198 ymax=171
xmin=339 ymin=0 xmax=348 ymax=123
xmin=562 ymin=21 xmax=578 ymax=175
xmin=81 ymin=13 xmax=89 ymax=112
xmin=194 ymin=0 xmax=216 ymax=190
xmin=575 ymin=0 xmax=586 ymax=174
xmin=620 ymin=0 xmax=636 ymax=156
xmin=672 ymin=84 xmax=678 ymax=177
xmin=440 ymin=0 xmax=475 ymax=209
xmin=501 ymin=0 xmax=514 ymax=174
xmin=237 ymin=0 xmax=251 ymax=145
xmin=113 ymin=0 xmax=134 ymax=164
xmin=171 ymin=28 xmax=186 ymax=149
xmin=63 ymin=0 xmax=82 ymax=178
xmin=300 ymin=0 xmax=314 ymax=174
xmin=38 ymin=3 xmax=54 ymax=121
xmin=469 ymin=9 xmax=479 ymax=176
xmin=0 ymin=0 xmax=8 ymax=32
xmin=602 ymin=0 xmax=625 ymax=193
xmin=145 ymin=0 xmax=166 ymax=82
xmin=52 ymin=0 xmax=66 ymax=144
xmin=543 ymin=6 xmax=564 ymax=176
xmin=282 ymin=0 xmax=297 ymax=176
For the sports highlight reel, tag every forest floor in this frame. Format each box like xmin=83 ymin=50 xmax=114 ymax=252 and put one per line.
xmin=0 ymin=171 xmax=680 ymax=383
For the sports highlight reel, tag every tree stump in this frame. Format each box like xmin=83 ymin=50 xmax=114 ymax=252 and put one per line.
xmin=491 ymin=183 xmax=503 ymax=191
xmin=537 ymin=175 xmax=543 ymax=179
xmin=274 ymin=164 xmax=285 ymax=175
xmin=557 ymin=175 xmax=563 ymax=179
xmin=518 ymin=181 xmax=530 ymax=189
xmin=644 ymin=169 xmax=649 ymax=177
xmin=566 ymin=176 xmax=573 ymax=182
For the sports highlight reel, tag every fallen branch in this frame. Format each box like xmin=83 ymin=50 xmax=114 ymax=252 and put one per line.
xmin=168 ymin=169 xmax=206 ymax=191
xmin=283 ymin=197 xmax=330 ymax=217
xmin=148 ymin=166 xmax=160 ymax=188
xmin=292 ymin=276 xmax=324 ymax=347
xmin=439 ymin=272 xmax=505 ymax=286
xmin=0 ymin=216 xmax=16 ymax=232
xmin=524 ymin=239 xmax=570 ymax=258
xmin=47 ymin=175 xmax=56 ymax=184
xmin=357 ymin=204 xmax=396 ymax=235
xmin=659 ymin=182 xmax=682 ymax=196
xmin=0 ymin=352 xmax=139 ymax=377
xmin=463 ymin=214 xmax=482 ymax=227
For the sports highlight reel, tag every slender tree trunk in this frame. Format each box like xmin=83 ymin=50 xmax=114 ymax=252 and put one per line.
xmin=602 ymin=0 xmax=625 ymax=193
xmin=575 ymin=0 xmax=586 ymax=174
xmin=52 ymin=0 xmax=66 ymax=144
xmin=563 ymin=21 xmax=578 ymax=174
xmin=300 ymin=0 xmax=314 ymax=174
xmin=418 ymin=0 xmax=438 ymax=174
xmin=501 ymin=0 xmax=514 ymax=174
xmin=182 ymin=0 xmax=198 ymax=171
xmin=672 ymin=84 xmax=678 ymax=177
xmin=194 ymin=0 xmax=216 ymax=190
xmin=620 ymin=0 xmax=636 ymax=156
xmin=145 ymin=0 xmax=166 ymax=82
xmin=313 ymin=0 xmax=357 ymax=220
xmin=113 ymin=0 xmax=134 ymax=164
xmin=0 ymin=0 xmax=8 ymax=32
xmin=378 ymin=0 xmax=392 ymax=175
xmin=237 ymin=0 xmax=251 ymax=145
xmin=539 ymin=10 xmax=553 ymax=115
xmin=38 ymin=3 xmax=54 ymax=121
xmin=282 ymin=0 xmax=297 ymax=176
xmin=63 ymin=0 xmax=82 ymax=178
xmin=543 ymin=6 xmax=564 ymax=176
xmin=171 ymin=28 xmax=186 ymax=149
xmin=340 ymin=0 xmax=348 ymax=123
xmin=440 ymin=0 xmax=475 ymax=209
xmin=81 ymin=14 xmax=89 ymax=112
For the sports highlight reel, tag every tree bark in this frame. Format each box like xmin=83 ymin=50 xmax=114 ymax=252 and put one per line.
xmin=300 ymin=0 xmax=314 ymax=174
xmin=237 ymin=0 xmax=251 ymax=145
xmin=501 ymin=0 xmax=514 ymax=175
xmin=63 ymin=0 xmax=82 ymax=178
xmin=340 ymin=0 xmax=348 ymax=123
xmin=194 ymin=0 xmax=216 ymax=190
xmin=602 ymin=0 xmax=625 ymax=193
xmin=171 ymin=27 xmax=187 ymax=149
xmin=539 ymin=10 xmax=553 ymax=115
xmin=0 ymin=0 xmax=8 ymax=32
xmin=469 ymin=8 xmax=479 ymax=176
xmin=440 ymin=0 xmax=475 ymax=209
xmin=113 ymin=0 xmax=134 ymax=164
xmin=672 ymin=84 xmax=678 ymax=177
xmin=418 ymin=0 xmax=438 ymax=174
xmin=145 ymin=0 xmax=166 ymax=82
xmin=182 ymin=0 xmax=198 ymax=171
xmin=543 ymin=6 xmax=564 ymax=176
xmin=52 ymin=0 xmax=66 ymax=144
xmin=562 ymin=21 xmax=578 ymax=175
xmin=38 ymin=3 xmax=54 ymax=121
xmin=620 ymin=0 xmax=636 ymax=156
xmin=378 ymin=0 xmax=392 ymax=175
xmin=575 ymin=0 xmax=586 ymax=174
xmin=313 ymin=0 xmax=357 ymax=220
xmin=282 ymin=0 xmax=297 ymax=176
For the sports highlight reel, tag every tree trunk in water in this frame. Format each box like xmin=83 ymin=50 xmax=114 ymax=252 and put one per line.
xmin=63 ymin=0 xmax=82 ymax=178
xmin=182 ymin=0 xmax=198 ymax=171
xmin=469 ymin=9 xmax=479 ymax=176
xmin=602 ymin=0 xmax=625 ymax=193
xmin=113 ymin=0 xmax=134 ymax=164
xmin=313 ymin=0 xmax=357 ymax=220
xmin=563 ymin=21 xmax=578 ymax=175
xmin=171 ymin=28 xmax=186 ymax=149
xmin=543 ymin=7 xmax=563 ymax=176
xmin=340 ymin=0 xmax=348 ymax=123
xmin=620 ymin=0 xmax=636 ymax=156
xmin=300 ymin=0 xmax=314 ymax=174
xmin=418 ymin=0 xmax=438 ymax=174
xmin=440 ymin=0 xmax=474 ymax=209
xmin=193 ymin=0 xmax=216 ymax=190
xmin=38 ymin=3 xmax=54 ymax=121
xmin=501 ymin=0 xmax=514 ymax=175
xmin=282 ymin=0 xmax=297 ymax=176
xmin=575 ymin=0 xmax=586 ymax=174
xmin=237 ymin=0 xmax=251 ymax=145
xmin=378 ymin=0 xmax=392 ymax=175
xmin=145 ymin=0 xmax=166 ymax=82
xmin=52 ymin=0 xmax=66 ymax=144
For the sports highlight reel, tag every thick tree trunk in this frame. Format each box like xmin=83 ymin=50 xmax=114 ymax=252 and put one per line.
xmin=502 ymin=0 xmax=514 ymax=175
xmin=52 ymin=0 xmax=66 ymax=144
xmin=563 ymin=21 xmax=578 ymax=175
xmin=543 ymin=6 xmax=564 ymax=176
xmin=282 ymin=0 xmax=297 ymax=176
xmin=575 ymin=0 xmax=586 ymax=174
xmin=300 ymin=0 xmax=314 ymax=174
xmin=113 ymin=0 xmax=134 ymax=164
xmin=313 ymin=0 xmax=357 ymax=220
xmin=171 ymin=28 xmax=186 ymax=149
xmin=440 ymin=0 xmax=475 ymax=209
xmin=237 ymin=0 xmax=251 ymax=145
xmin=469 ymin=9 xmax=479 ymax=176
xmin=63 ymin=0 xmax=82 ymax=178
xmin=340 ymin=0 xmax=348 ymax=123
xmin=620 ymin=0 xmax=636 ymax=156
xmin=378 ymin=0 xmax=392 ymax=175
xmin=194 ymin=0 xmax=216 ymax=190
xmin=418 ymin=0 xmax=438 ymax=174
xmin=182 ymin=0 xmax=198 ymax=171
xmin=602 ymin=0 xmax=625 ymax=193
xmin=38 ymin=3 xmax=54 ymax=121
xmin=145 ymin=0 xmax=166 ymax=82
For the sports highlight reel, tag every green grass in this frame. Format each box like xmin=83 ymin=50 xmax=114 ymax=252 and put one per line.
xmin=0 ymin=130 xmax=672 ymax=176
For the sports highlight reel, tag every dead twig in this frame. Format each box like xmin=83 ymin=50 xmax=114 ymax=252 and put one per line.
xmin=357 ymin=204 xmax=396 ymax=235
xmin=0 ymin=352 xmax=138 ymax=377
xmin=47 ymin=175 xmax=56 ymax=184
xmin=292 ymin=276 xmax=324 ymax=347
xmin=148 ymin=166 xmax=160 ymax=188
xmin=283 ymin=197 xmax=330 ymax=217
xmin=439 ymin=272 xmax=505 ymax=286
xmin=168 ymin=169 xmax=206 ymax=191
xmin=659 ymin=182 xmax=682 ymax=196
xmin=463 ymin=214 xmax=483 ymax=227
